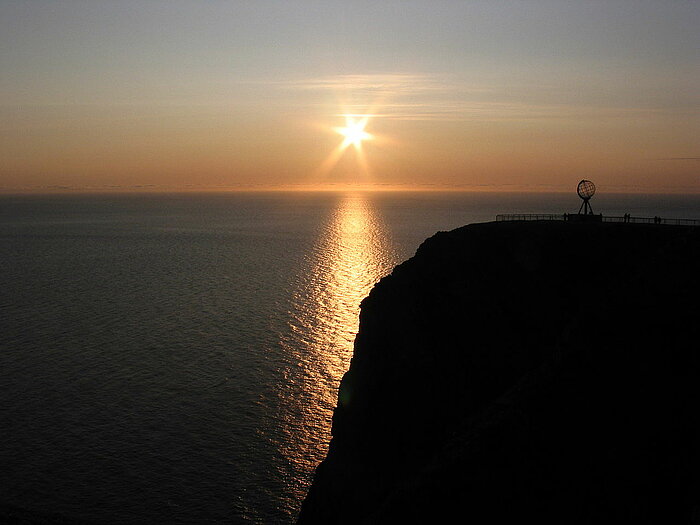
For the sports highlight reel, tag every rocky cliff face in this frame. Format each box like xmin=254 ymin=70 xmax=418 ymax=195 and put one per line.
xmin=298 ymin=221 xmax=700 ymax=524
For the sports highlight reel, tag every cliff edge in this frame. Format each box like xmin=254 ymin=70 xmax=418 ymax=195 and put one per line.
xmin=298 ymin=221 xmax=700 ymax=524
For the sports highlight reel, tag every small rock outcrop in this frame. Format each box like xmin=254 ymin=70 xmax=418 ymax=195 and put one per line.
xmin=298 ymin=221 xmax=700 ymax=524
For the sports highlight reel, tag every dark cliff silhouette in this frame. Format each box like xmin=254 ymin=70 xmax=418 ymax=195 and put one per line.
xmin=298 ymin=221 xmax=700 ymax=524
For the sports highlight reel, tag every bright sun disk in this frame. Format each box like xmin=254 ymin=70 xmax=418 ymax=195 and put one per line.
xmin=334 ymin=116 xmax=373 ymax=150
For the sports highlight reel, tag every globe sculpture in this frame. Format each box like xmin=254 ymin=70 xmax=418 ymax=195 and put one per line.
xmin=577 ymin=179 xmax=596 ymax=215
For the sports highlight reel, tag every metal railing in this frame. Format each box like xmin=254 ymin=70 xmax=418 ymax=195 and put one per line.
xmin=496 ymin=213 xmax=700 ymax=226
xmin=602 ymin=216 xmax=700 ymax=226
xmin=496 ymin=214 xmax=566 ymax=221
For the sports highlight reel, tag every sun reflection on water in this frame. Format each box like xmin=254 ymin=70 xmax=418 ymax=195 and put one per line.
xmin=276 ymin=193 xmax=398 ymax=512
xmin=308 ymin=194 xmax=395 ymax=383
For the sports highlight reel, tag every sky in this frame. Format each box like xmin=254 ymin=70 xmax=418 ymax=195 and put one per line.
xmin=1 ymin=0 xmax=698 ymax=193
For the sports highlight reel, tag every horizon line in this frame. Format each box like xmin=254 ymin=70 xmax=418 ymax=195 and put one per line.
xmin=1 ymin=185 xmax=699 ymax=196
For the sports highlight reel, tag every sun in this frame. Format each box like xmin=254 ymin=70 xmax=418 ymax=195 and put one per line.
xmin=316 ymin=113 xmax=376 ymax=179
xmin=334 ymin=116 xmax=373 ymax=150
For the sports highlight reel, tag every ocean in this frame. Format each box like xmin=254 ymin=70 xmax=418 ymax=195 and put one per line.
xmin=1 ymin=191 xmax=699 ymax=524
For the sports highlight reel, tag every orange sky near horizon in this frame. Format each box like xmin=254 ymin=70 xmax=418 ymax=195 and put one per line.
xmin=1 ymin=2 xmax=698 ymax=194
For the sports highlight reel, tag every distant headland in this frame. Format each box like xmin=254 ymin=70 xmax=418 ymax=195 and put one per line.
xmin=298 ymin=219 xmax=700 ymax=524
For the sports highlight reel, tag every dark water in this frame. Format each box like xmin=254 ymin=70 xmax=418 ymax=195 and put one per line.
xmin=1 ymin=191 xmax=698 ymax=523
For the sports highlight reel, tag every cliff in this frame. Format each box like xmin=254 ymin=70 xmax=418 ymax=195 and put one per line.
xmin=298 ymin=221 xmax=700 ymax=524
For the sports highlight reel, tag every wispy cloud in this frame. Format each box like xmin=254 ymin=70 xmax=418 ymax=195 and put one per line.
xmin=285 ymin=73 xmax=445 ymax=94
xmin=282 ymin=73 xmax=511 ymax=121
xmin=280 ymin=73 xmax=669 ymax=122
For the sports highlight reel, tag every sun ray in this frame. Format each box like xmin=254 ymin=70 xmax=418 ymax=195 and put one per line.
xmin=316 ymin=142 xmax=349 ymax=177
xmin=354 ymin=143 xmax=370 ymax=179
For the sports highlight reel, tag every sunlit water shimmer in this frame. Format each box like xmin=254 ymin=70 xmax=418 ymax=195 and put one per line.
xmin=1 ymin=192 xmax=699 ymax=523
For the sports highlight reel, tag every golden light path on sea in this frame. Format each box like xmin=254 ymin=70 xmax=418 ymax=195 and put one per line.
xmin=276 ymin=193 xmax=398 ymax=510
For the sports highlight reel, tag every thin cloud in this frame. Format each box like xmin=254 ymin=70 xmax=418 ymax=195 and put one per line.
xmin=286 ymin=73 xmax=444 ymax=94
xmin=280 ymin=73 xmax=676 ymax=122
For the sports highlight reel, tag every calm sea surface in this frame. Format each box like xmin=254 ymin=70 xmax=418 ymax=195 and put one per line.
xmin=1 ymin=191 xmax=699 ymax=523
